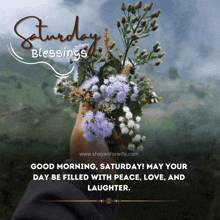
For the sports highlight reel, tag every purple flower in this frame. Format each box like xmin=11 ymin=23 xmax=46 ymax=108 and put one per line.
xmin=91 ymin=76 xmax=99 ymax=84
xmin=117 ymin=91 xmax=126 ymax=103
xmin=74 ymin=44 xmax=88 ymax=51
xmin=84 ymin=110 xmax=93 ymax=119
xmin=134 ymin=85 xmax=138 ymax=95
xmin=123 ymin=84 xmax=130 ymax=93
xmin=71 ymin=57 xmax=79 ymax=66
xmin=116 ymin=75 xmax=127 ymax=82
xmin=104 ymin=79 xmax=109 ymax=84
xmin=82 ymin=110 xmax=114 ymax=141
xmin=98 ymin=75 xmax=131 ymax=104
xmin=109 ymin=76 xmax=117 ymax=83
xmin=93 ymin=92 xmax=101 ymax=99
xmin=131 ymin=94 xmax=137 ymax=101
xmin=73 ymin=71 xmax=79 ymax=82
xmin=106 ymin=86 xmax=114 ymax=96
xmin=100 ymin=85 xmax=107 ymax=92
xmin=94 ymin=68 xmax=100 ymax=75
xmin=82 ymin=129 xmax=95 ymax=141
xmin=71 ymin=44 xmax=88 ymax=65
xmin=92 ymin=85 xmax=98 ymax=92
xmin=113 ymin=81 xmax=122 ymax=90
xmin=80 ymin=76 xmax=99 ymax=91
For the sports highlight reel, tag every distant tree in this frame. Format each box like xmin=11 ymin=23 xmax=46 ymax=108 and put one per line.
xmin=168 ymin=67 xmax=179 ymax=80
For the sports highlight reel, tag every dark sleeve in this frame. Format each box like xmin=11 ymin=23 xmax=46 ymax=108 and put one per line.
xmin=12 ymin=159 xmax=119 ymax=220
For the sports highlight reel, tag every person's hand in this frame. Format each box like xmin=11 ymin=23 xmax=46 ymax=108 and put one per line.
xmin=70 ymin=100 xmax=127 ymax=184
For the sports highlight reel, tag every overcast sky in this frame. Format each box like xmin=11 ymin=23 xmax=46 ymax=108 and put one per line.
xmin=1 ymin=0 xmax=220 ymax=79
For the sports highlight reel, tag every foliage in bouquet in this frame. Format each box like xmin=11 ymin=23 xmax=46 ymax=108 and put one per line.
xmin=53 ymin=1 xmax=165 ymax=152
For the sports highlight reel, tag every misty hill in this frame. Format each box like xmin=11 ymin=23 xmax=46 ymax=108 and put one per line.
xmin=1 ymin=35 xmax=220 ymax=152
xmin=0 ymin=36 xmax=75 ymax=145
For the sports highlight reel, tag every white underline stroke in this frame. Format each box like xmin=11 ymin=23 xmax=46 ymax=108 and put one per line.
xmin=10 ymin=42 xmax=24 ymax=60
xmin=7 ymin=43 xmax=74 ymax=78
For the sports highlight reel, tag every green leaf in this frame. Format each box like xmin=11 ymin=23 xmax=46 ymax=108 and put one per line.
xmin=121 ymin=134 xmax=132 ymax=146
xmin=128 ymin=101 xmax=142 ymax=117
xmin=138 ymin=82 xmax=146 ymax=87
xmin=77 ymin=61 xmax=88 ymax=87
xmin=114 ymin=107 xmax=124 ymax=120
xmin=139 ymin=101 xmax=147 ymax=108
xmin=138 ymin=90 xmax=145 ymax=97
xmin=100 ymin=53 xmax=123 ymax=77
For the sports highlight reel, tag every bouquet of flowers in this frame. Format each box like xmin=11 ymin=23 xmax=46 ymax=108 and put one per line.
xmin=53 ymin=1 xmax=165 ymax=152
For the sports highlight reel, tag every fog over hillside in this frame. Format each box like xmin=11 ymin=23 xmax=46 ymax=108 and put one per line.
xmin=1 ymin=35 xmax=219 ymax=156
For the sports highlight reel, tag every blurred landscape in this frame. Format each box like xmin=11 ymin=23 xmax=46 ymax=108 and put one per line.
xmin=1 ymin=37 xmax=220 ymax=219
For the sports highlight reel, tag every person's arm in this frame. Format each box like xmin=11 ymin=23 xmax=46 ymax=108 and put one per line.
xmin=70 ymin=102 xmax=127 ymax=184
xmin=12 ymin=102 xmax=124 ymax=220
xmin=12 ymin=159 xmax=119 ymax=220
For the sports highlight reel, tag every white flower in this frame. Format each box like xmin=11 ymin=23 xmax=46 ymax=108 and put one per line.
xmin=152 ymin=92 xmax=158 ymax=97
xmin=132 ymin=138 xmax=135 ymax=142
xmin=134 ymin=124 xmax=140 ymax=131
xmin=120 ymin=123 xmax=126 ymax=128
xmin=119 ymin=116 xmax=124 ymax=122
xmin=105 ymin=97 xmax=110 ymax=103
xmin=91 ymin=85 xmax=98 ymax=92
xmin=110 ymin=104 xmax=116 ymax=111
xmin=129 ymin=130 xmax=134 ymax=136
xmin=134 ymin=134 xmax=141 ymax=142
xmin=56 ymin=78 xmax=66 ymax=86
xmin=67 ymin=81 xmax=72 ymax=86
xmin=128 ymin=120 xmax=135 ymax=128
xmin=137 ymin=145 xmax=144 ymax=152
xmin=124 ymin=60 xmax=135 ymax=67
xmin=105 ymin=103 xmax=110 ymax=107
xmin=127 ymin=144 xmax=135 ymax=151
xmin=151 ymin=99 xmax=154 ymax=103
xmin=123 ymin=106 xmax=130 ymax=112
xmin=53 ymin=86 xmax=58 ymax=95
xmin=109 ymin=76 xmax=116 ymax=82
xmin=155 ymin=99 xmax=158 ymax=103
xmin=125 ymin=112 xmax=133 ymax=120
xmin=55 ymin=79 xmax=62 ymax=86
xmin=142 ymin=136 xmax=146 ymax=141
xmin=53 ymin=86 xmax=61 ymax=95
xmin=136 ymin=116 xmax=141 ymax=122
xmin=112 ymin=98 xmax=118 ymax=104
xmin=121 ymin=127 xmax=129 ymax=134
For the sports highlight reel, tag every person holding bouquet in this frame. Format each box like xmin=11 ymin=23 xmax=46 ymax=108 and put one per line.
xmin=12 ymin=2 xmax=164 ymax=219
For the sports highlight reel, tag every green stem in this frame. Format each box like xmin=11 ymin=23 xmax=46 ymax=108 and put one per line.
xmin=122 ymin=40 xmax=133 ymax=65
xmin=118 ymin=28 xmax=126 ymax=47
xmin=122 ymin=11 xmax=149 ymax=65
xmin=84 ymin=59 xmax=95 ymax=75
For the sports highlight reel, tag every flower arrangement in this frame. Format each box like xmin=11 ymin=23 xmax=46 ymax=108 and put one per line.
xmin=53 ymin=1 xmax=165 ymax=152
